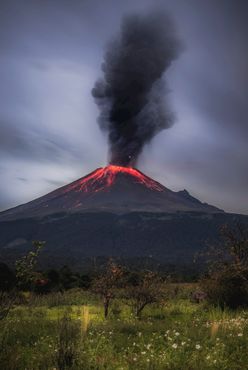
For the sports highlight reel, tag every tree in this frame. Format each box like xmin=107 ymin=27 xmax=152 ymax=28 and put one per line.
xmin=91 ymin=259 xmax=123 ymax=318
xmin=123 ymin=271 xmax=166 ymax=318
xmin=0 ymin=291 xmax=16 ymax=320
xmin=0 ymin=241 xmax=44 ymax=320
xmin=15 ymin=240 xmax=45 ymax=290
xmin=201 ymin=223 xmax=248 ymax=308
xmin=0 ymin=263 xmax=16 ymax=320
xmin=0 ymin=263 xmax=16 ymax=291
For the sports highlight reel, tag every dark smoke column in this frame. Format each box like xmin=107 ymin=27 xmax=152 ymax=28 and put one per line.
xmin=92 ymin=12 xmax=181 ymax=167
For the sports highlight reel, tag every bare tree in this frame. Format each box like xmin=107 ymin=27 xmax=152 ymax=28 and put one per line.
xmin=123 ymin=271 xmax=166 ymax=318
xmin=91 ymin=259 xmax=123 ymax=318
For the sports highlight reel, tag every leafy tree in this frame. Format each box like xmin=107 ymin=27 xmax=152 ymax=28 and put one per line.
xmin=123 ymin=271 xmax=166 ymax=318
xmin=15 ymin=240 xmax=45 ymax=290
xmin=0 ymin=241 xmax=44 ymax=320
xmin=91 ymin=259 xmax=123 ymax=318
xmin=201 ymin=223 xmax=248 ymax=308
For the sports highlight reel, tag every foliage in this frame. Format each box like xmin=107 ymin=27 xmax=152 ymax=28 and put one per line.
xmin=0 ymin=241 xmax=44 ymax=321
xmin=91 ymin=259 xmax=123 ymax=318
xmin=15 ymin=240 xmax=45 ymax=290
xmin=201 ymin=223 xmax=248 ymax=308
xmin=123 ymin=271 xmax=167 ymax=317
xmin=1 ymin=288 xmax=248 ymax=369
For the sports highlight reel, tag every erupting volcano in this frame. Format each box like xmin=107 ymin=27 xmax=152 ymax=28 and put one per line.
xmin=67 ymin=165 xmax=164 ymax=193
xmin=0 ymin=165 xmax=222 ymax=221
xmin=0 ymin=10 xmax=246 ymax=271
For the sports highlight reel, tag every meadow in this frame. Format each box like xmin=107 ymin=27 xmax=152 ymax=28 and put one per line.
xmin=1 ymin=285 xmax=248 ymax=370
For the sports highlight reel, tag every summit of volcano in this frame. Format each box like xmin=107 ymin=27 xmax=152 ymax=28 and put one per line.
xmin=0 ymin=165 xmax=222 ymax=221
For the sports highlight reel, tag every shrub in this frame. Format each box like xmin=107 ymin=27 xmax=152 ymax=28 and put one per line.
xmin=201 ymin=266 xmax=248 ymax=309
xmin=201 ymin=224 xmax=248 ymax=309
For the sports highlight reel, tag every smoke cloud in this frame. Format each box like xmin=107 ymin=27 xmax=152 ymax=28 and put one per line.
xmin=92 ymin=11 xmax=181 ymax=166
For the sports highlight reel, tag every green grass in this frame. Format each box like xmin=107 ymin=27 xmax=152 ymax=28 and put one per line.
xmin=1 ymin=288 xmax=248 ymax=370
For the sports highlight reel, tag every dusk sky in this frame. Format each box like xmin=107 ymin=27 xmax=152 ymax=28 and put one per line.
xmin=0 ymin=0 xmax=247 ymax=214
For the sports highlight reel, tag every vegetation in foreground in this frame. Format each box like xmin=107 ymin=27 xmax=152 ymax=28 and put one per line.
xmin=1 ymin=288 xmax=248 ymax=370
xmin=0 ymin=224 xmax=248 ymax=369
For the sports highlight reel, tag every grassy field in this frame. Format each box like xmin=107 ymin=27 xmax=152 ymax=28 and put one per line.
xmin=1 ymin=286 xmax=248 ymax=370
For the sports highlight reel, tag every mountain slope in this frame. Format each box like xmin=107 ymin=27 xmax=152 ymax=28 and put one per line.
xmin=0 ymin=165 xmax=222 ymax=221
xmin=0 ymin=211 xmax=246 ymax=270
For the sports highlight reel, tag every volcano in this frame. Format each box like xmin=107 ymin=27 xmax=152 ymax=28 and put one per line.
xmin=0 ymin=166 xmax=246 ymax=270
xmin=0 ymin=165 xmax=222 ymax=221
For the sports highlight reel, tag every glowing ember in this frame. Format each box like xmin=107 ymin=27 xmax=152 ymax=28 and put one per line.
xmin=67 ymin=165 xmax=164 ymax=194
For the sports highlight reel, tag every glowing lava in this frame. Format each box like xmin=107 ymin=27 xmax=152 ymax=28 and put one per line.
xmin=67 ymin=165 xmax=164 ymax=194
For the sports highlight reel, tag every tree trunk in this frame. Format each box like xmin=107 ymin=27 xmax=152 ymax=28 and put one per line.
xmin=136 ymin=302 xmax=147 ymax=318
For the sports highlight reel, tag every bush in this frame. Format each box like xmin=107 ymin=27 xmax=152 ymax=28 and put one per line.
xmin=201 ymin=224 xmax=248 ymax=309
xmin=201 ymin=266 xmax=248 ymax=309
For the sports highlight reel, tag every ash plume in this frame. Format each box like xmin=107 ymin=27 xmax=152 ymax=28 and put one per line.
xmin=92 ymin=11 xmax=181 ymax=167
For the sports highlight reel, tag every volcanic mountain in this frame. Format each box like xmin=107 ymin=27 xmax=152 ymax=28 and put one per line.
xmin=0 ymin=166 xmax=247 ymax=271
xmin=0 ymin=165 xmax=222 ymax=221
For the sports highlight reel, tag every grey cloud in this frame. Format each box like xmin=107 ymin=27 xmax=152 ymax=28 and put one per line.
xmin=0 ymin=119 xmax=71 ymax=162
xmin=0 ymin=0 xmax=247 ymax=214
xmin=44 ymin=179 xmax=66 ymax=187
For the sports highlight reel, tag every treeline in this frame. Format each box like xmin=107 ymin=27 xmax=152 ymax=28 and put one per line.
xmin=0 ymin=260 xmax=172 ymax=293
xmin=1 ymin=223 xmax=248 ymax=313
xmin=0 ymin=260 xmax=200 ymax=294
xmin=0 ymin=262 xmax=93 ymax=293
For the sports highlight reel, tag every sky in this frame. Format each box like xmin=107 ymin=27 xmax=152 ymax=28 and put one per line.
xmin=0 ymin=0 xmax=247 ymax=214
